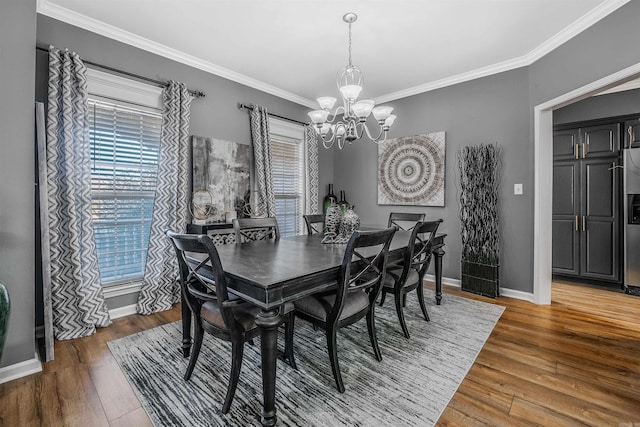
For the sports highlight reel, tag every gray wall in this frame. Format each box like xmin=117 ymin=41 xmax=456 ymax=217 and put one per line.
xmin=554 ymin=88 xmax=640 ymax=125
xmin=0 ymin=0 xmax=37 ymax=367
xmin=333 ymin=68 xmax=532 ymax=291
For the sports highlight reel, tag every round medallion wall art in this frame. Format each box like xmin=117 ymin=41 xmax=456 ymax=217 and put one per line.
xmin=377 ymin=132 xmax=446 ymax=206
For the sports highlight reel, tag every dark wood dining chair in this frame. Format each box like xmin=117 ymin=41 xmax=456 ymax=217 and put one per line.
xmin=303 ymin=214 xmax=325 ymax=235
xmin=165 ymin=230 xmax=296 ymax=414
xmin=388 ymin=212 xmax=426 ymax=232
xmin=293 ymin=227 xmax=396 ymax=393
xmin=233 ymin=217 xmax=280 ymax=243
xmin=379 ymin=219 xmax=443 ymax=339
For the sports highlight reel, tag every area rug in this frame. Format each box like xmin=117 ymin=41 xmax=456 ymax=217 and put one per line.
xmin=108 ymin=290 xmax=504 ymax=426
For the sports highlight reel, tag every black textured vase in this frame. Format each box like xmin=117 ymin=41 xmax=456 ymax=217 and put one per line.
xmin=323 ymin=184 xmax=338 ymax=214
xmin=0 ymin=282 xmax=9 ymax=364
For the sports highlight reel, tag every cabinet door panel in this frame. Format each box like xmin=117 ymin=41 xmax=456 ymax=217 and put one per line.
xmin=553 ymin=129 xmax=579 ymax=160
xmin=553 ymin=162 xmax=577 ymax=215
xmin=584 ymin=159 xmax=616 ymax=218
xmin=582 ymin=220 xmax=617 ymax=280
xmin=553 ymin=160 xmax=579 ymax=276
xmin=581 ymin=123 xmax=620 ymax=158
xmin=580 ymin=158 xmax=620 ymax=282
xmin=552 ymin=218 xmax=579 ymax=275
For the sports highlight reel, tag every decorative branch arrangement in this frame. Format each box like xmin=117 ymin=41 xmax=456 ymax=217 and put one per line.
xmin=456 ymin=143 xmax=501 ymax=297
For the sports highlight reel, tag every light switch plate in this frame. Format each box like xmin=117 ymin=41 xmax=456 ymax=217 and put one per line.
xmin=514 ymin=183 xmax=523 ymax=195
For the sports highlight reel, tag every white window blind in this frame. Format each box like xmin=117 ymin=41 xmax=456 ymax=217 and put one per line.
xmin=89 ymin=99 xmax=162 ymax=285
xmin=270 ymin=119 xmax=305 ymax=237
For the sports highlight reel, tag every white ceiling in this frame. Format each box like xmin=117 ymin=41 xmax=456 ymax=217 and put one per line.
xmin=37 ymin=0 xmax=630 ymax=108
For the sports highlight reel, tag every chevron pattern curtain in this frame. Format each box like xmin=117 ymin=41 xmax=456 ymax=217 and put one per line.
xmin=249 ymin=105 xmax=276 ymax=217
xmin=46 ymin=47 xmax=111 ymax=340
xmin=304 ymin=125 xmax=320 ymax=214
xmin=137 ymin=81 xmax=193 ymax=314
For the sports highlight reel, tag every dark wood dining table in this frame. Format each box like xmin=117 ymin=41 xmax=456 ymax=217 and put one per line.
xmin=183 ymin=230 xmax=446 ymax=426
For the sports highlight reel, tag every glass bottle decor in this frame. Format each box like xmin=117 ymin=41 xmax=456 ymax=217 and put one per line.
xmin=323 ymin=184 xmax=338 ymax=214
xmin=338 ymin=191 xmax=349 ymax=214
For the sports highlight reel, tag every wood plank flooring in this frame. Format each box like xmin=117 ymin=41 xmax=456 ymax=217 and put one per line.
xmin=1 ymin=281 xmax=639 ymax=426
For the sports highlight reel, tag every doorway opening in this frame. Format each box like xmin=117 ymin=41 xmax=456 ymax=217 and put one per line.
xmin=534 ymin=62 xmax=640 ymax=304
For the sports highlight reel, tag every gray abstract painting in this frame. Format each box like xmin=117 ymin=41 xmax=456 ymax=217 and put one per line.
xmin=378 ymin=132 xmax=446 ymax=206
xmin=192 ymin=136 xmax=251 ymax=222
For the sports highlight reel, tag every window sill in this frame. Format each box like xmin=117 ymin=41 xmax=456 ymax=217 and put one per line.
xmin=103 ymin=281 xmax=143 ymax=299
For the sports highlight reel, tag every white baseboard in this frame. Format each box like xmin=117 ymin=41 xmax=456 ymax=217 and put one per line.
xmin=0 ymin=352 xmax=42 ymax=385
xmin=424 ymin=274 xmax=535 ymax=303
xmin=109 ymin=304 xmax=138 ymax=319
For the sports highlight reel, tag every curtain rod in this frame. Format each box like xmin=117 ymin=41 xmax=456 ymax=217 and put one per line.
xmin=36 ymin=46 xmax=205 ymax=98
xmin=237 ymin=103 xmax=307 ymax=126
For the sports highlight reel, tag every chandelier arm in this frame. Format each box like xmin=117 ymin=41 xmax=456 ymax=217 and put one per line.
xmin=360 ymin=122 xmax=389 ymax=144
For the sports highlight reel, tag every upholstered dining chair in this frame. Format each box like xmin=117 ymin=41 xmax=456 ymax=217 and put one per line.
xmin=233 ymin=217 xmax=280 ymax=243
xmin=165 ymin=231 xmax=296 ymax=414
xmin=293 ymin=227 xmax=396 ymax=393
xmin=303 ymin=214 xmax=325 ymax=235
xmin=379 ymin=219 xmax=443 ymax=339
xmin=387 ymin=212 xmax=426 ymax=232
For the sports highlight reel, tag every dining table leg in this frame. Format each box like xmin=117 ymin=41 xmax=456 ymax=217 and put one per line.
xmin=181 ymin=294 xmax=192 ymax=357
xmin=255 ymin=308 xmax=282 ymax=427
xmin=434 ymin=246 xmax=445 ymax=305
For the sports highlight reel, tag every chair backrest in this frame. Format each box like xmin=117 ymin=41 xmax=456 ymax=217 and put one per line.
xmin=233 ymin=217 xmax=280 ymax=243
xmin=165 ymin=230 xmax=238 ymax=330
xmin=397 ymin=219 xmax=443 ymax=283
xmin=388 ymin=212 xmax=426 ymax=231
xmin=329 ymin=227 xmax=397 ymax=323
xmin=303 ymin=214 xmax=325 ymax=235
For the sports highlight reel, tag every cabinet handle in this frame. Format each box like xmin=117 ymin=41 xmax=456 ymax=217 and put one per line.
xmin=574 ymin=143 xmax=578 ymax=159
xmin=582 ymin=142 xmax=586 ymax=158
xmin=630 ymin=125 xmax=634 ymax=147
xmin=575 ymin=215 xmax=578 ymax=231
xmin=582 ymin=216 xmax=586 ymax=232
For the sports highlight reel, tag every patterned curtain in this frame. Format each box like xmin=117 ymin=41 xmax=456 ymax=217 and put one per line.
xmin=304 ymin=124 xmax=320 ymax=214
xmin=137 ymin=81 xmax=193 ymax=314
xmin=46 ymin=47 xmax=111 ymax=340
xmin=249 ymin=105 xmax=276 ymax=217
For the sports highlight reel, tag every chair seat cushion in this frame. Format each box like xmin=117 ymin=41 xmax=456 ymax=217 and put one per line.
xmin=293 ymin=289 xmax=370 ymax=323
xmin=382 ymin=268 xmax=420 ymax=290
xmin=201 ymin=300 xmax=294 ymax=332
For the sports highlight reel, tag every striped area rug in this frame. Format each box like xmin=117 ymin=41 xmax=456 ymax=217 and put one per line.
xmin=108 ymin=290 xmax=504 ymax=426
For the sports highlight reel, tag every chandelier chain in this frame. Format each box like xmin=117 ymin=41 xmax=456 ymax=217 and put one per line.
xmin=348 ymin=21 xmax=353 ymax=67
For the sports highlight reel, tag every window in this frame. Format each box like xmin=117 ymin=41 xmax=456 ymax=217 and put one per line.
xmin=87 ymin=69 xmax=163 ymax=286
xmin=270 ymin=119 xmax=306 ymax=237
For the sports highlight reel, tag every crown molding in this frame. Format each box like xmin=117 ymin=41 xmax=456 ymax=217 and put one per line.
xmin=374 ymin=55 xmax=530 ymax=104
xmin=525 ymin=0 xmax=631 ymax=64
xmin=36 ymin=0 xmax=317 ymax=109
xmin=38 ymin=0 xmax=629 ymax=107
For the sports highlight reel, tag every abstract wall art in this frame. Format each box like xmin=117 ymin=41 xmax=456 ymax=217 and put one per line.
xmin=192 ymin=136 xmax=251 ymax=222
xmin=377 ymin=132 xmax=446 ymax=206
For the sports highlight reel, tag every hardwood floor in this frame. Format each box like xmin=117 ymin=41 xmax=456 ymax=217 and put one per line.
xmin=1 ymin=281 xmax=639 ymax=426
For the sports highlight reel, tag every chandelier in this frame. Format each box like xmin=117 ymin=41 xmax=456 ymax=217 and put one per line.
xmin=308 ymin=13 xmax=396 ymax=150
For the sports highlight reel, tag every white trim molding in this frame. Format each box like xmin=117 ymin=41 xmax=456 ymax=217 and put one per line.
xmin=109 ymin=304 xmax=138 ymax=319
xmin=0 ymin=352 xmax=42 ymax=385
xmin=37 ymin=0 xmax=629 ymax=107
xmin=533 ymin=62 xmax=640 ymax=305
xmin=423 ymin=274 xmax=535 ymax=303
xmin=102 ymin=281 xmax=143 ymax=299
